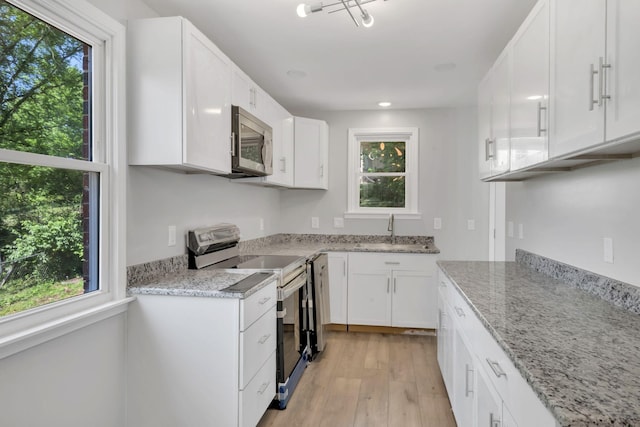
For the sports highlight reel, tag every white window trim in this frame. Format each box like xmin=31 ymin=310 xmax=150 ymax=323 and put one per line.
xmin=345 ymin=127 xmax=421 ymax=219
xmin=0 ymin=0 xmax=128 ymax=357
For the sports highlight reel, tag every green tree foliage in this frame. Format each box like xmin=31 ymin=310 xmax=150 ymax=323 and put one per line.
xmin=359 ymin=141 xmax=406 ymax=207
xmin=0 ymin=1 xmax=86 ymax=283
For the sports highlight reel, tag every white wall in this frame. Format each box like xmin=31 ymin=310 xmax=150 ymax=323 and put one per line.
xmin=0 ymin=314 xmax=127 ymax=427
xmin=280 ymin=107 xmax=490 ymax=261
xmin=506 ymin=157 xmax=640 ymax=287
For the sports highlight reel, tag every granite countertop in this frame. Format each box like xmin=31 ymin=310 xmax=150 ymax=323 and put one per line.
xmin=239 ymin=233 xmax=440 ymax=257
xmin=127 ymin=268 xmax=275 ymax=299
xmin=437 ymin=259 xmax=640 ymax=426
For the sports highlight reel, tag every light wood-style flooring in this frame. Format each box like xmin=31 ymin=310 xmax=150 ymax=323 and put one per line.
xmin=257 ymin=331 xmax=456 ymax=427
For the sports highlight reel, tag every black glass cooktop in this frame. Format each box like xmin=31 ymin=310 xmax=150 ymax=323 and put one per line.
xmin=212 ymin=255 xmax=305 ymax=270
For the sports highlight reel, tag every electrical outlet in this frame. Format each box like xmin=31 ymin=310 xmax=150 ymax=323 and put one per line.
xmin=467 ymin=219 xmax=475 ymax=231
xmin=311 ymin=217 xmax=320 ymax=229
xmin=259 ymin=218 xmax=264 ymax=231
xmin=518 ymin=223 xmax=524 ymax=240
xmin=603 ymin=237 xmax=614 ymax=263
xmin=507 ymin=221 xmax=514 ymax=238
xmin=333 ymin=217 xmax=344 ymax=228
xmin=434 ymin=218 xmax=442 ymax=230
xmin=168 ymin=225 xmax=176 ymax=247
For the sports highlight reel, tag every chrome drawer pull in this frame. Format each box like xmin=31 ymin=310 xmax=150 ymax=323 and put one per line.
xmin=257 ymin=381 xmax=270 ymax=395
xmin=258 ymin=334 xmax=271 ymax=344
xmin=384 ymin=261 xmax=401 ymax=265
xmin=490 ymin=412 xmax=501 ymax=427
xmin=486 ymin=358 xmax=506 ymax=378
xmin=258 ymin=297 xmax=271 ymax=305
xmin=465 ymin=363 xmax=474 ymax=397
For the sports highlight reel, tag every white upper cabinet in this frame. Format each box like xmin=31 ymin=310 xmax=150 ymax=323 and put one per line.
xmin=128 ymin=17 xmax=232 ymax=174
xmin=549 ymin=0 xmax=606 ymax=157
xmin=478 ymin=48 xmax=511 ymax=178
xmin=293 ymin=117 xmax=329 ymax=189
xmin=510 ymin=0 xmax=550 ymax=170
xmin=232 ymin=65 xmax=270 ymax=122
xmin=550 ymin=0 xmax=640 ymax=158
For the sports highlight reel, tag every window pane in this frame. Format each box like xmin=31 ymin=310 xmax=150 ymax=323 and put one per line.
xmin=359 ymin=175 xmax=405 ymax=208
xmin=360 ymin=141 xmax=405 ymax=173
xmin=0 ymin=1 xmax=92 ymax=160
xmin=0 ymin=163 xmax=98 ymax=317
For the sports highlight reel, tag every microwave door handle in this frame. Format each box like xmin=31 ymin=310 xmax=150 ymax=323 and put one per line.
xmin=230 ymin=132 xmax=236 ymax=156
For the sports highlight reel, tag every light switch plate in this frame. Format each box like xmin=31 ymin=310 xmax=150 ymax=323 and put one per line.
xmin=603 ymin=237 xmax=614 ymax=263
xmin=333 ymin=217 xmax=344 ymax=228
xmin=311 ymin=217 xmax=320 ymax=229
xmin=518 ymin=223 xmax=524 ymax=240
xmin=467 ymin=219 xmax=475 ymax=231
xmin=259 ymin=218 xmax=264 ymax=231
xmin=434 ymin=218 xmax=442 ymax=230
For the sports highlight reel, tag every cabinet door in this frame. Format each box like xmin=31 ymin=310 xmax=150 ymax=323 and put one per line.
xmin=452 ymin=329 xmax=475 ymax=427
xmin=391 ymin=270 xmax=435 ymax=328
xmin=605 ymin=0 xmax=640 ymax=142
xmin=491 ymin=48 xmax=511 ymax=175
xmin=327 ymin=252 xmax=348 ymax=324
xmin=476 ymin=363 xmax=503 ymax=427
xmin=510 ymin=0 xmax=550 ymax=171
xmin=348 ymin=269 xmax=391 ymax=326
xmin=549 ymin=0 xmax=606 ymax=157
xmin=478 ymin=73 xmax=493 ymax=179
xmin=232 ymin=66 xmax=253 ymax=112
xmin=294 ymin=117 xmax=329 ymax=189
xmin=183 ymin=23 xmax=231 ymax=174
xmin=264 ymin=103 xmax=294 ymax=187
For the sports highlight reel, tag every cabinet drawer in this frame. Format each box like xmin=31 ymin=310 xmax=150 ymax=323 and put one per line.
xmin=240 ymin=280 xmax=277 ymax=330
xmin=239 ymin=351 xmax=276 ymax=427
xmin=350 ymin=252 xmax=433 ymax=273
xmin=240 ymin=307 xmax=276 ymax=389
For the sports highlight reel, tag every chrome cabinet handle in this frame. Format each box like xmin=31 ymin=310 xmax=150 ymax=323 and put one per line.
xmin=454 ymin=306 xmax=465 ymax=317
xmin=599 ymin=56 xmax=611 ymax=106
xmin=257 ymin=381 xmax=270 ymax=395
xmin=484 ymin=138 xmax=491 ymax=161
xmin=589 ymin=63 xmax=598 ymax=111
xmin=486 ymin=358 xmax=507 ymax=378
xmin=393 ymin=277 xmax=397 ymax=293
xmin=490 ymin=412 xmax=501 ymax=427
xmin=320 ymin=164 xmax=324 ymax=177
xmin=258 ymin=297 xmax=271 ymax=305
xmin=258 ymin=334 xmax=271 ymax=344
xmin=384 ymin=261 xmax=400 ymax=265
xmin=465 ymin=363 xmax=474 ymax=397
xmin=387 ymin=277 xmax=390 ymax=293
xmin=280 ymin=157 xmax=286 ymax=172
xmin=536 ymin=102 xmax=547 ymax=137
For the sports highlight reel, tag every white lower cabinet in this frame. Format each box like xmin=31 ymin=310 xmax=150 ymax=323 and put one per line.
xmin=437 ymin=267 xmax=555 ymax=427
xmin=327 ymin=252 xmax=348 ymax=324
xmin=347 ymin=253 xmax=437 ymax=328
xmin=127 ymin=280 xmax=277 ymax=427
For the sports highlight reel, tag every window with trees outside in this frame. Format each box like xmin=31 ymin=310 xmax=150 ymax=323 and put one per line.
xmin=0 ymin=0 xmax=124 ymax=325
xmin=347 ymin=127 xmax=419 ymax=217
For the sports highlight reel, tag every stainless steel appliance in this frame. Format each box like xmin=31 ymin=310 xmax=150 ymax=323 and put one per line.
xmin=186 ymin=224 xmax=309 ymax=410
xmin=229 ymin=105 xmax=273 ymax=177
xmin=306 ymin=253 xmax=328 ymax=358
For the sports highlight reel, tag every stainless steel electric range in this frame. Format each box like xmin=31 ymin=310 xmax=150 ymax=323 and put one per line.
xmin=186 ymin=224 xmax=311 ymax=409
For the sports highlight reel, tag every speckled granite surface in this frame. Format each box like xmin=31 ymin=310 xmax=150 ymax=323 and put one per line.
xmin=516 ymin=249 xmax=640 ymax=314
xmin=437 ymin=259 xmax=640 ymax=427
xmin=127 ymin=268 xmax=274 ymax=299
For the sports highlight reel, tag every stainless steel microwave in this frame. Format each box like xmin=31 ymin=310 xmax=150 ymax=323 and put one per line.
xmin=230 ymin=105 xmax=273 ymax=177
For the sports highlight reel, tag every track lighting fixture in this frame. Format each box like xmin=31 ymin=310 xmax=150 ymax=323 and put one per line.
xmin=296 ymin=0 xmax=385 ymax=28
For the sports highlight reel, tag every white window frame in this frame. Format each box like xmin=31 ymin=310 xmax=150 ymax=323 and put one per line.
xmin=346 ymin=127 xmax=420 ymax=219
xmin=0 ymin=0 xmax=129 ymax=358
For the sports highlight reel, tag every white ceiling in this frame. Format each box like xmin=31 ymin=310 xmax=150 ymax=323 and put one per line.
xmin=140 ymin=0 xmax=537 ymax=114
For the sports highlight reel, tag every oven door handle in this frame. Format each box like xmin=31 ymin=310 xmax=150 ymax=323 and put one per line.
xmin=278 ymin=273 xmax=307 ymax=300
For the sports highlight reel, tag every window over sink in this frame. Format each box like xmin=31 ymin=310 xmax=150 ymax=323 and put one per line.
xmin=346 ymin=127 xmax=420 ymax=218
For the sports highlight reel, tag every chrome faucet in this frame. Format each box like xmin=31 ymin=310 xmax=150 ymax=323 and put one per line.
xmin=387 ymin=214 xmax=395 ymax=244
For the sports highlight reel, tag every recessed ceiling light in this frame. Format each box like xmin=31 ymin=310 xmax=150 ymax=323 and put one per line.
xmin=287 ymin=69 xmax=307 ymax=79
xmin=378 ymin=101 xmax=391 ymax=107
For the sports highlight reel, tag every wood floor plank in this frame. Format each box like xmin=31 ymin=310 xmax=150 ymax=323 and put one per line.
xmin=257 ymin=331 xmax=455 ymax=427
xmin=353 ymin=368 xmax=389 ymax=427
xmin=388 ymin=380 xmax=423 ymax=427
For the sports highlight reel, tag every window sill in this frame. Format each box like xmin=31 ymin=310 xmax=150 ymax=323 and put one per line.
xmin=0 ymin=297 xmax=134 ymax=360
xmin=344 ymin=212 xmax=422 ymax=220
